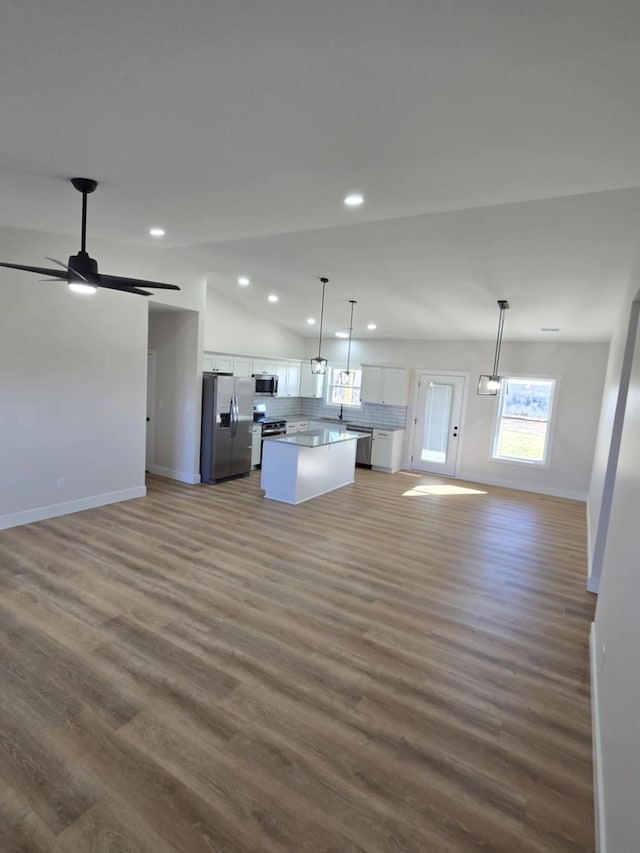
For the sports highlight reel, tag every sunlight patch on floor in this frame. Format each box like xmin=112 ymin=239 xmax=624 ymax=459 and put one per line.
xmin=402 ymin=484 xmax=488 ymax=497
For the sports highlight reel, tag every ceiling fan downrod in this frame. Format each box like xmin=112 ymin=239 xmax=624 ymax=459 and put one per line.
xmin=70 ymin=177 xmax=97 ymax=254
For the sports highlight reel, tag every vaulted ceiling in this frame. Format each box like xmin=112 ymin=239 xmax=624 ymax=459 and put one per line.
xmin=3 ymin=0 xmax=640 ymax=340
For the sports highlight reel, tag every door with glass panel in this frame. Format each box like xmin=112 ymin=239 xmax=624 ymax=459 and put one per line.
xmin=411 ymin=374 xmax=465 ymax=476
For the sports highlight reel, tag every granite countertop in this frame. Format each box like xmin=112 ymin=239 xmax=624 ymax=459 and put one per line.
xmin=276 ymin=416 xmax=405 ymax=431
xmin=267 ymin=428 xmax=361 ymax=448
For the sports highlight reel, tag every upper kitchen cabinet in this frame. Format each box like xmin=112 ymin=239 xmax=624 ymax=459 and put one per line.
xmin=276 ymin=361 xmax=301 ymax=397
xmin=252 ymin=358 xmax=277 ymax=375
xmin=299 ymin=362 xmax=326 ymax=398
xmin=232 ymin=356 xmax=253 ymax=378
xmin=360 ymin=365 xmax=410 ymax=406
xmin=203 ymin=352 xmax=234 ymax=373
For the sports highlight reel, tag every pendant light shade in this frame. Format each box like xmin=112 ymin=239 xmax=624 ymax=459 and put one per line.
xmin=339 ymin=300 xmax=357 ymax=385
xmin=478 ymin=299 xmax=510 ymax=395
xmin=310 ymin=277 xmax=329 ymax=375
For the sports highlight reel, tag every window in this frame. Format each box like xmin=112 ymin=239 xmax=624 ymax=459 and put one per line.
xmin=328 ymin=367 xmax=362 ymax=406
xmin=493 ymin=377 xmax=556 ymax=464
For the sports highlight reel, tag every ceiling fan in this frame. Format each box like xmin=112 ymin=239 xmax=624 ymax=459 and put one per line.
xmin=0 ymin=178 xmax=181 ymax=297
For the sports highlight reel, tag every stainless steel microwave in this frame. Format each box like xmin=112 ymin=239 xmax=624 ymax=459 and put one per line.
xmin=252 ymin=374 xmax=278 ymax=396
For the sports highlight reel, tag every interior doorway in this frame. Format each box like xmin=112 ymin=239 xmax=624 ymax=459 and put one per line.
xmin=411 ymin=373 xmax=465 ymax=476
xmin=146 ymin=349 xmax=157 ymax=472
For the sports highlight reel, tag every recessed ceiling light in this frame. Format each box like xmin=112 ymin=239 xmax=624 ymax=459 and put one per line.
xmin=307 ymin=318 xmax=316 ymax=325
xmin=335 ymin=331 xmax=349 ymax=338
xmin=268 ymin=294 xmax=278 ymax=303
xmin=367 ymin=323 xmax=377 ymax=330
xmin=149 ymin=227 xmax=165 ymax=237
xmin=344 ymin=192 xmax=364 ymax=207
xmin=541 ymin=327 xmax=560 ymax=332
xmin=238 ymin=276 xmax=250 ymax=286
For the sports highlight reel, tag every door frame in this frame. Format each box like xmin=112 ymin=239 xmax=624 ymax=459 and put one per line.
xmin=407 ymin=369 xmax=469 ymax=477
xmin=146 ymin=349 xmax=157 ymax=472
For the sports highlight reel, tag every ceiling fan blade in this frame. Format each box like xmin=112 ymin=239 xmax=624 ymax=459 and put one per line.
xmin=96 ymin=280 xmax=152 ymax=296
xmin=97 ymin=272 xmax=180 ymax=291
xmin=39 ymin=278 xmax=67 ymax=282
xmin=0 ymin=261 xmax=70 ymax=278
xmin=45 ymin=257 xmax=88 ymax=281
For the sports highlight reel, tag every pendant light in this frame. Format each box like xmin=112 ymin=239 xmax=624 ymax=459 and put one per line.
xmin=310 ymin=277 xmax=329 ymax=375
xmin=339 ymin=300 xmax=357 ymax=386
xmin=478 ymin=299 xmax=510 ymax=395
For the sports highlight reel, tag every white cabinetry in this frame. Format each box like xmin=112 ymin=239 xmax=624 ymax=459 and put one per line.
xmin=276 ymin=361 xmax=301 ymax=397
xmin=361 ymin=366 xmax=410 ymax=406
xmin=371 ymin=429 xmax=405 ymax=472
xmin=203 ymin=353 xmax=235 ymax=373
xmin=233 ymin=356 xmax=253 ymax=378
xmin=251 ymin=424 xmax=262 ymax=468
xmin=252 ymin=358 xmax=277 ymax=375
xmin=299 ymin=362 xmax=326 ymax=398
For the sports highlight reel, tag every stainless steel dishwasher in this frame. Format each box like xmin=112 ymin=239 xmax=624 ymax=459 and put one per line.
xmin=346 ymin=425 xmax=373 ymax=468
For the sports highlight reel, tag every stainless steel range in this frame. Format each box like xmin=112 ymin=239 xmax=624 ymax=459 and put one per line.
xmin=252 ymin=405 xmax=287 ymax=466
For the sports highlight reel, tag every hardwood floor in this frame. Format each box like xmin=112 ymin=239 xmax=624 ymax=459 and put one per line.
xmin=0 ymin=471 xmax=596 ymax=852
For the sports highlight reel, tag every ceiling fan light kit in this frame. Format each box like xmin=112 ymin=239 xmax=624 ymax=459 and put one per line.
xmin=0 ymin=178 xmax=181 ymax=297
xmin=478 ymin=299 xmax=510 ymax=396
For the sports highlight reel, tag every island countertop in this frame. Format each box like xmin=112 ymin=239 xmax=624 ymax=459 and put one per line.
xmin=265 ymin=428 xmax=361 ymax=448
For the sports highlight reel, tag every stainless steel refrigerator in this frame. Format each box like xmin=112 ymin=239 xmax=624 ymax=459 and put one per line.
xmin=200 ymin=373 xmax=253 ymax=484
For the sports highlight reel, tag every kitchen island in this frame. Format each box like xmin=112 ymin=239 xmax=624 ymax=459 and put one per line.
xmin=261 ymin=428 xmax=360 ymax=504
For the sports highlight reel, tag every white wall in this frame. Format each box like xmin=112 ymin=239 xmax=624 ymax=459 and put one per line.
xmin=592 ymin=311 xmax=640 ymax=853
xmin=0 ymin=226 xmax=206 ymax=527
xmin=311 ymin=337 xmax=608 ymax=498
xmin=205 ymin=287 xmax=305 ymax=358
xmin=148 ymin=309 xmax=201 ymax=483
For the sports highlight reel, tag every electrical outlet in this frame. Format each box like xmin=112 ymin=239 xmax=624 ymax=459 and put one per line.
xmin=600 ymin=644 xmax=606 ymax=670
xmin=57 ymin=477 xmax=65 ymax=489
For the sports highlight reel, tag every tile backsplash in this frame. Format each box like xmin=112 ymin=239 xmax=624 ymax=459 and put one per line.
xmin=261 ymin=397 xmax=407 ymax=429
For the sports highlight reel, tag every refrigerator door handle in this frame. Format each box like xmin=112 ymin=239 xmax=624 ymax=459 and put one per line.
xmin=231 ymin=396 xmax=239 ymax=436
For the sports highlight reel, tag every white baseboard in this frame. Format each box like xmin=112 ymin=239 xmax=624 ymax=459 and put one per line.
xmin=455 ymin=471 xmax=587 ymax=502
xmin=587 ymin=575 xmax=601 ymax=594
xmin=590 ymin=622 xmax=607 ymax=853
xmin=0 ymin=485 xmax=147 ymax=531
xmin=148 ymin=465 xmax=200 ymax=484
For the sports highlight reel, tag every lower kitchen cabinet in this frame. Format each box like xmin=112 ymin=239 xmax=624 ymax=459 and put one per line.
xmin=371 ymin=429 xmax=404 ymax=472
xmin=251 ymin=424 xmax=262 ymax=468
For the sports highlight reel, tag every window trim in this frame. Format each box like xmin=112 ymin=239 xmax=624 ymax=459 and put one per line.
xmin=491 ymin=374 xmax=559 ymax=468
xmin=326 ymin=365 xmax=363 ymax=408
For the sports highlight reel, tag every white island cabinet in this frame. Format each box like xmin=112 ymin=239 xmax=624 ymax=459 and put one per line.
xmin=261 ymin=429 xmax=359 ymax=504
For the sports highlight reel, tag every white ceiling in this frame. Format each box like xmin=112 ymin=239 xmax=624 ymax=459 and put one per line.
xmin=3 ymin=0 xmax=640 ymax=341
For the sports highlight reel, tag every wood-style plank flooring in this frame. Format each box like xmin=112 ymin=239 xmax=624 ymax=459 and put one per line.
xmin=0 ymin=470 xmax=596 ymax=852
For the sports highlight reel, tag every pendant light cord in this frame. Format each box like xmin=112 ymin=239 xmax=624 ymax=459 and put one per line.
xmin=493 ymin=307 xmax=504 ymax=376
xmin=345 ymin=299 xmax=356 ymax=374
xmin=492 ymin=300 xmax=510 ymax=376
xmin=317 ymin=278 xmax=327 ymax=359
